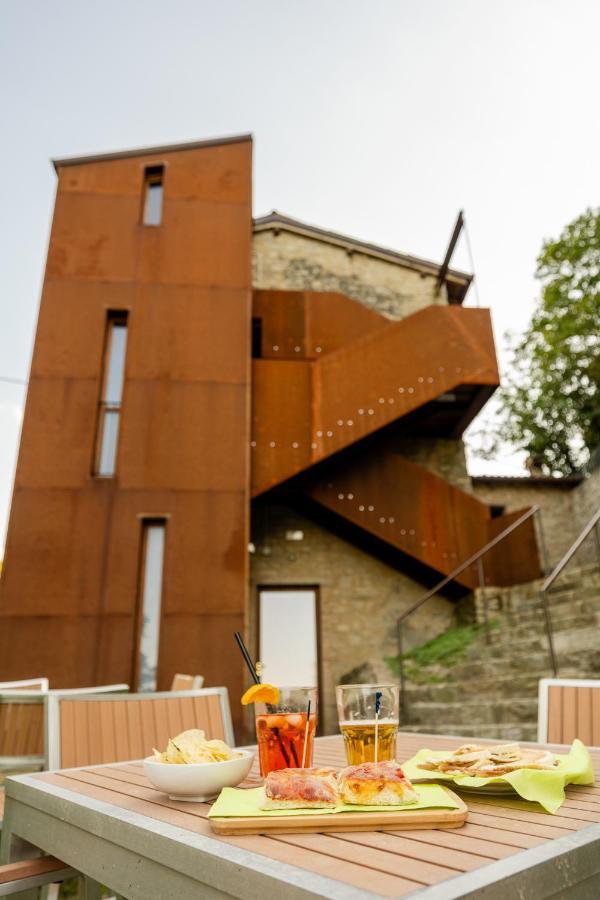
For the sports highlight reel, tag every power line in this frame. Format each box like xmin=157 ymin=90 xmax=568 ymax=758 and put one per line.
xmin=462 ymin=213 xmax=482 ymax=308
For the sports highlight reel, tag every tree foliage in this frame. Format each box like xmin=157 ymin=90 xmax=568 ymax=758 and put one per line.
xmin=483 ymin=208 xmax=600 ymax=475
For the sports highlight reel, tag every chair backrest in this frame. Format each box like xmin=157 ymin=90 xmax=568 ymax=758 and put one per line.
xmin=538 ymin=678 xmax=600 ymax=745
xmin=0 ymin=692 xmax=45 ymax=766
xmin=47 ymin=687 xmax=234 ymax=769
xmin=0 ymin=684 xmax=129 ymax=770
xmin=171 ymin=673 xmax=205 ymax=691
xmin=0 ymin=678 xmax=49 ymax=692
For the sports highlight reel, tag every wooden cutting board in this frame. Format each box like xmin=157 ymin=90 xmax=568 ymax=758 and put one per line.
xmin=209 ymin=787 xmax=467 ymax=835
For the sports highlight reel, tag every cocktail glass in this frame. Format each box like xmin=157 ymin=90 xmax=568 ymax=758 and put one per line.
xmin=336 ymin=683 xmax=399 ymax=765
xmin=255 ymin=686 xmax=318 ymax=776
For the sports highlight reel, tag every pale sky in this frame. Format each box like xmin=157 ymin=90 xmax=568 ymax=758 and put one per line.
xmin=1 ymin=0 xmax=599 ymax=551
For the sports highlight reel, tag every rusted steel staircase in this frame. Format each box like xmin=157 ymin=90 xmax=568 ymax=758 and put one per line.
xmin=251 ymin=304 xmax=498 ymax=495
xmin=303 ymin=451 xmax=540 ymax=589
xmin=251 ymin=293 xmax=541 ymax=586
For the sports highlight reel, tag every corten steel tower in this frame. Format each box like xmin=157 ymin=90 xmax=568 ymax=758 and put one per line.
xmin=0 ymin=136 xmax=253 ymax=734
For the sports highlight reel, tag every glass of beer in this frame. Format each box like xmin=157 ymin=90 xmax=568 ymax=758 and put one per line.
xmin=255 ymin=686 xmax=318 ymax=776
xmin=336 ymin=684 xmax=399 ymax=764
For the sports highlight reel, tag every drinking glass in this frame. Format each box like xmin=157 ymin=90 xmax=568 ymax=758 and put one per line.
xmin=336 ymin=683 xmax=399 ymax=764
xmin=255 ymin=686 xmax=318 ymax=776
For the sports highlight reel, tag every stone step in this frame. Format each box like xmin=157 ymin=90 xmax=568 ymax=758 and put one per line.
xmin=405 ymin=698 xmax=538 ymax=727
xmin=403 ymin=671 xmax=549 ymax=704
xmin=400 ymin=722 xmax=539 ymax=742
xmin=463 ymin=626 xmax=600 ymax=664
xmin=484 ymin=589 xmax=600 ymax=619
xmin=447 ymin=647 xmax=600 ymax=682
xmin=489 ymin=600 xmax=600 ymax=629
xmin=484 ymin=613 xmax=596 ymax=646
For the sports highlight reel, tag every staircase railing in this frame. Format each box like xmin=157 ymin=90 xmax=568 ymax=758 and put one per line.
xmin=396 ymin=505 xmax=543 ymax=720
xmin=539 ymin=506 xmax=600 ymax=678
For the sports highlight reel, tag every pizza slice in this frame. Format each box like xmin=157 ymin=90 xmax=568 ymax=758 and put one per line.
xmin=262 ymin=767 xmax=338 ymax=809
xmin=338 ymin=760 xmax=419 ymax=806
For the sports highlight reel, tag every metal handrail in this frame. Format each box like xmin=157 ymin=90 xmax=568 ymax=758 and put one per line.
xmin=541 ymin=507 xmax=600 ymax=593
xmin=540 ymin=505 xmax=600 ymax=677
xmin=396 ymin=505 xmax=542 ymax=719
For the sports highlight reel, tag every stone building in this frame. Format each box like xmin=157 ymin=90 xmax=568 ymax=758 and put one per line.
xmin=249 ymin=212 xmax=544 ymax=732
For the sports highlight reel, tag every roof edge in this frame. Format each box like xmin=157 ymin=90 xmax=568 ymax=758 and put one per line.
xmin=471 ymin=474 xmax=584 ymax=487
xmin=52 ymin=133 xmax=253 ymax=172
xmin=253 ymin=211 xmax=473 ymax=288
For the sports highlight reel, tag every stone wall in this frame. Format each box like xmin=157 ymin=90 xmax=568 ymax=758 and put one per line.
xmin=572 ymin=467 xmax=600 ymax=567
xmin=249 ymin=502 xmax=455 ymax=734
xmin=391 ymin=436 xmax=472 ymax=494
xmin=253 ymin=230 xmax=449 ymax=320
xmin=472 ymin=474 xmax=599 ymax=571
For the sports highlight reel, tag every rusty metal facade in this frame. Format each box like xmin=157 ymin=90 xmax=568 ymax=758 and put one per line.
xmin=251 ymin=305 xmax=499 ymax=496
xmin=0 ymin=138 xmax=253 ymax=735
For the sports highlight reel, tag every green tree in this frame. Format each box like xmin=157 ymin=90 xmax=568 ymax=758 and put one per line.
xmin=482 ymin=208 xmax=600 ymax=475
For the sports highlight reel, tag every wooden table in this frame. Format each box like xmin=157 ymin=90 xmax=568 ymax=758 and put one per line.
xmin=1 ymin=733 xmax=600 ymax=899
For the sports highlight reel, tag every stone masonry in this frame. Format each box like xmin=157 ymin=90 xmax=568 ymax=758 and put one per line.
xmin=250 ymin=502 xmax=454 ymax=734
xmin=253 ymin=229 xmax=451 ymax=320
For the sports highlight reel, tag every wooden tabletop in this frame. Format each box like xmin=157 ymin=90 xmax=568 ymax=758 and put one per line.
xmin=3 ymin=733 xmax=600 ymax=899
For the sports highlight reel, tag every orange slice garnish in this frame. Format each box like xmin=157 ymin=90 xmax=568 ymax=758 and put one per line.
xmin=241 ymin=683 xmax=280 ymax=706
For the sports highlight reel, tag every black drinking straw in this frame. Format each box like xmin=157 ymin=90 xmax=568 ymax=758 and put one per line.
xmin=301 ymin=699 xmax=312 ymax=768
xmin=234 ymin=631 xmax=260 ymax=684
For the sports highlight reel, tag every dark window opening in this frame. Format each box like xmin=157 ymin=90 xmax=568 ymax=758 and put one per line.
xmin=252 ymin=317 xmax=263 ymax=358
xmin=143 ymin=165 xmax=164 ymax=226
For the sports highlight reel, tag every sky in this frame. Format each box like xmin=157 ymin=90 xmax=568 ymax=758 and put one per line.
xmin=1 ymin=0 xmax=599 ymax=550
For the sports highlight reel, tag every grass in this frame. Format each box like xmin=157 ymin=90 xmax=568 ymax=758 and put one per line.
xmin=385 ymin=620 xmax=499 ymax=683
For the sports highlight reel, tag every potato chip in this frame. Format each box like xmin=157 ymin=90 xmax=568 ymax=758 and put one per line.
xmin=152 ymin=729 xmax=241 ymax=764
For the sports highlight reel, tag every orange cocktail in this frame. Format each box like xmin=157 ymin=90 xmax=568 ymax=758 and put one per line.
xmin=255 ymin=686 xmax=317 ymax=776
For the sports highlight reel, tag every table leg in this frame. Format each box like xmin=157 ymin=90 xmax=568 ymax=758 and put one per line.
xmin=83 ymin=877 xmax=103 ymax=900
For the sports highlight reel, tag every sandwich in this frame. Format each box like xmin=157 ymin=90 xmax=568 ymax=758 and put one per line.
xmin=262 ymin=767 xmax=338 ymax=809
xmin=338 ymin=761 xmax=419 ymax=806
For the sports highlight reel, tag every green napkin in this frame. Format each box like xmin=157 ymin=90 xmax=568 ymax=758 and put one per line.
xmin=401 ymin=739 xmax=594 ymax=814
xmin=209 ymin=783 xmax=460 ymax=818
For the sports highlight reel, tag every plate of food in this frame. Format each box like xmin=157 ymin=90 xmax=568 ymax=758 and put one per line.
xmin=209 ymin=760 xmax=468 ymax=834
xmin=143 ymin=729 xmax=254 ymax=801
xmin=406 ymin=742 xmax=557 ymax=795
xmin=402 ymin=740 xmax=594 ymax=811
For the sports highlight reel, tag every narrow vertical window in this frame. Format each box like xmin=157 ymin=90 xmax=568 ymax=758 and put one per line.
xmin=252 ymin=317 xmax=263 ymax=358
xmin=137 ymin=519 xmax=166 ymax=691
xmin=93 ymin=312 xmax=128 ymax=477
xmin=143 ymin=165 xmax=164 ymax=226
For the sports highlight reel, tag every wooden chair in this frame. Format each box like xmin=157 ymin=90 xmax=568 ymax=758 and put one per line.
xmin=0 ymin=679 xmax=48 ymax=692
xmin=0 ymin=693 xmax=46 ymax=774
xmin=170 ymin=673 xmax=204 ymax=691
xmin=46 ymin=688 xmax=234 ymax=770
xmin=538 ymin=678 xmax=600 ymax=745
xmin=0 ymin=685 xmax=128 ymax=774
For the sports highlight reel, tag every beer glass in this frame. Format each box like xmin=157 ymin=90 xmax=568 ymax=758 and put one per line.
xmin=255 ymin=686 xmax=318 ymax=776
xmin=336 ymin=683 xmax=399 ymax=764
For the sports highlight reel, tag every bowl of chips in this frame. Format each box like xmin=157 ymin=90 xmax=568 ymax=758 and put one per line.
xmin=143 ymin=729 xmax=254 ymax=801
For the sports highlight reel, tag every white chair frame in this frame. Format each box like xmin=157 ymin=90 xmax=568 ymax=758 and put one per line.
xmin=45 ymin=687 xmax=234 ymax=770
xmin=0 ymin=678 xmax=49 ymax=692
xmin=537 ymin=677 xmax=600 ymax=742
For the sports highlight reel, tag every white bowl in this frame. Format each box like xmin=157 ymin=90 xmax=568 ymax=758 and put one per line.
xmin=143 ymin=749 xmax=254 ymax=802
